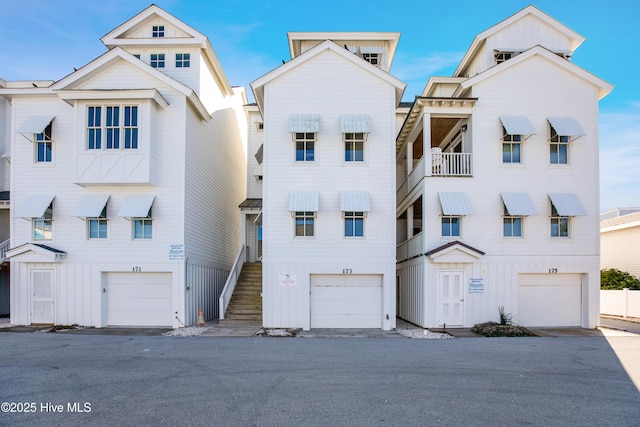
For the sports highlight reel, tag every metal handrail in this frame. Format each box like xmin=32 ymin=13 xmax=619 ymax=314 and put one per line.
xmin=219 ymin=245 xmax=246 ymax=320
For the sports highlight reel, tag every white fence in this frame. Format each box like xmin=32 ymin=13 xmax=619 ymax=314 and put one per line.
xmin=601 ymin=289 xmax=640 ymax=318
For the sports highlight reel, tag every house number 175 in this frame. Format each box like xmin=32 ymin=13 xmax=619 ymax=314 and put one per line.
xmin=342 ymin=269 xmax=352 ymax=274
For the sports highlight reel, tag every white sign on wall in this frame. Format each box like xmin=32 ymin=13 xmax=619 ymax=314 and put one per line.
xmin=469 ymin=277 xmax=484 ymax=294
xmin=279 ymin=273 xmax=297 ymax=286
xmin=169 ymin=244 xmax=185 ymax=260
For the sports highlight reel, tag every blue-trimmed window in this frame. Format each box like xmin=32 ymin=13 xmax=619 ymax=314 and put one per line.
xmin=344 ymin=211 xmax=365 ymax=237
xmin=124 ymin=106 xmax=138 ymax=149
xmin=87 ymin=106 xmax=138 ymax=150
xmin=176 ymin=53 xmax=190 ymax=68
xmin=87 ymin=107 xmax=102 ymax=149
xmin=442 ymin=216 xmax=460 ymax=237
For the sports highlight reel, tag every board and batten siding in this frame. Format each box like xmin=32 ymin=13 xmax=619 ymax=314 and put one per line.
xmin=262 ymin=49 xmax=398 ymax=330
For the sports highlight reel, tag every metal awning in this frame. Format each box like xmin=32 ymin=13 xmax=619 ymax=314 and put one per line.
xmin=118 ymin=195 xmax=155 ymax=217
xmin=72 ymin=195 xmax=109 ymax=218
xmin=547 ymin=117 xmax=586 ymax=137
xmin=340 ymin=191 xmax=371 ymax=212
xmin=499 ymin=116 xmax=536 ymax=136
xmin=548 ymin=193 xmax=587 ymax=216
xmin=17 ymin=115 xmax=54 ymax=134
xmin=15 ymin=195 xmax=54 ymax=218
xmin=340 ymin=114 xmax=371 ymax=133
xmin=288 ymin=192 xmax=319 ymax=212
xmin=438 ymin=192 xmax=473 ymax=215
xmin=254 ymin=144 xmax=263 ymax=165
xmin=289 ymin=114 xmax=320 ymax=133
xmin=501 ymin=193 xmax=537 ymax=216
xmin=253 ymin=163 xmax=263 ymax=177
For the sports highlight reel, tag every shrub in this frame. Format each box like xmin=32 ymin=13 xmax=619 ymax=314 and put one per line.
xmin=601 ymin=268 xmax=640 ymax=290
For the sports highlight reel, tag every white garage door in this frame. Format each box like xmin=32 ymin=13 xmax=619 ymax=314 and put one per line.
xmin=106 ymin=272 xmax=173 ymax=327
xmin=518 ymin=273 xmax=582 ymax=327
xmin=311 ymin=274 xmax=382 ymax=328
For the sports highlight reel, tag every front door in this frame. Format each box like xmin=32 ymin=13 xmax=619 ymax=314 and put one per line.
xmin=31 ymin=269 xmax=54 ymax=324
xmin=437 ymin=270 xmax=464 ymax=326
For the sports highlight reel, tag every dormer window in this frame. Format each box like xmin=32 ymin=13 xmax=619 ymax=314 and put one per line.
xmin=494 ymin=50 xmax=521 ymax=64
xmin=150 ymin=54 xmax=165 ymax=68
xmin=152 ymin=26 xmax=165 ymax=38
xmin=359 ymin=46 xmax=384 ymax=67
xmin=362 ymin=53 xmax=379 ymax=66
xmin=175 ymin=53 xmax=190 ymax=68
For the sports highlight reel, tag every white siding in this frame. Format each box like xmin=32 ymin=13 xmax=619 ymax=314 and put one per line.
xmin=601 ymin=225 xmax=640 ymax=278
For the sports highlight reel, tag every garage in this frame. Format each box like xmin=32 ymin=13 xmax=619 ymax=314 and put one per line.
xmin=310 ymin=274 xmax=382 ymax=328
xmin=517 ymin=273 xmax=582 ymax=327
xmin=106 ymin=272 xmax=173 ymax=327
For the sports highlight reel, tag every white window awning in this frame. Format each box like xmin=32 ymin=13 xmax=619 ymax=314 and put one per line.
xmin=340 ymin=191 xmax=371 ymax=212
xmin=360 ymin=46 xmax=384 ymax=54
xmin=289 ymin=114 xmax=320 ymax=133
xmin=438 ymin=192 xmax=473 ymax=215
xmin=548 ymin=193 xmax=587 ymax=216
xmin=72 ymin=195 xmax=109 ymax=218
xmin=501 ymin=193 xmax=537 ymax=216
xmin=340 ymin=114 xmax=371 ymax=133
xmin=254 ymin=144 xmax=263 ymax=165
xmin=547 ymin=117 xmax=586 ymax=137
xmin=288 ymin=192 xmax=319 ymax=212
xmin=118 ymin=195 xmax=155 ymax=218
xmin=15 ymin=195 xmax=55 ymax=218
xmin=17 ymin=115 xmax=54 ymax=134
xmin=499 ymin=116 xmax=536 ymax=136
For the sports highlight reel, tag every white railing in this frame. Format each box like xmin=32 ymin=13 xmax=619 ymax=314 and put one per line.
xmin=0 ymin=239 xmax=9 ymax=260
xmin=601 ymin=289 xmax=640 ymax=319
xmin=396 ymin=232 xmax=424 ymax=262
xmin=218 ymin=245 xmax=246 ymax=320
xmin=432 ymin=153 xmax=472 ymax=176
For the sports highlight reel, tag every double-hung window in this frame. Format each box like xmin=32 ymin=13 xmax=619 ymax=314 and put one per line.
xmin=150 ymin=53 xmax=165 ymax=68
xmin=502 ymin=126 xmax=521 ymax=164
xmin=294 ymin=133 xmax=315 ymax=162
xmin=294 ymin=211 xmax=315 ymax=237
xmin=550 ymin=204 xmax=569 ymax=238
xmin=33 ymin=203 xmax=53 ymax=241
xmin=441 ymin=216 xmax=461 ymax=237
xmin=35 ymin=123 xmax=53 ymax=163
xmin=503 ymin=203 xmax=523 ymax=238
xmin=87 ymin=106 xmax=139 ymax=150
xmin=133 ymin=207 xmax=153 ymax=239
xmin=550 ymin=125 xmax=569 ymax=165
xmin=344 ymin=133 xmax=365 ymax=162
xmin=88 ymin=206 xmax=108 ymax=239
xmin=176 ymin=53 xmax=190 ymax=68
xmin=344 ymin=211 xmax=365 ymax=237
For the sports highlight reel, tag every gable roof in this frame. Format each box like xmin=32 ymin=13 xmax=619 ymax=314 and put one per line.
xmin=5 ymin=243 xmax=67 ymax=262
xmin=454 ymin=5 xmax=585 ymax=77
xmin=251 ymin=40 xmax=405 ymax=113
xmin=100 ymin=4 xmax=233 ymax=97
xmin=458 ymin=45 xmax=613 ymax=100
xmin=51 ymin=47 xmax=210 ymax=120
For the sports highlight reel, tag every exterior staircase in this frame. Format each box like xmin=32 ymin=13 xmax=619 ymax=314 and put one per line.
xmin=224 ymin=263 xmax=262 ymax=321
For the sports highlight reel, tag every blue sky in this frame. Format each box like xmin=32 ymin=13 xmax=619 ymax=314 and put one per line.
xmin=0 ymin=0 xmax=638 ymax=211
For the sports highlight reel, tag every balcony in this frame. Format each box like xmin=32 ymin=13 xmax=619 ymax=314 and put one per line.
xmin=396 ymin=232 xmax=424 ymax=262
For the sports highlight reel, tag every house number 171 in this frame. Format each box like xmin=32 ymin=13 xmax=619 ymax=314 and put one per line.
xmin=132 ymin=267 xmax=142 ymax=272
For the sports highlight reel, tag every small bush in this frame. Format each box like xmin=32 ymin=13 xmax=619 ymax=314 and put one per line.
xmin=471 ymin=322 xmax=537 ymax=337
xmin=601 ymin=268 xmax=640 ymax=290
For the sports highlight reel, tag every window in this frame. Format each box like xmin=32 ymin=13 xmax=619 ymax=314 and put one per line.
xmin=175 ymin=53 xmax=190 ymax=68
xmin=362 ymin=53 xmax=379 ymax=65
xmin=294 ymin=211 xmax=314 ymax=237
xmin=550 ymin=124 xmax=569 ymax=164
xmin=550 ymin=204 xmax=569 ymax=238
xmin=88 ymin=206 xmax=108 ymax=239
xmin=503 ymin=204 xmax=523 ymax=238
xmin=150 ymin=54 xmax=165 ymax=68
xmin=133 ymin=207 xmax=153 ymax=239
xmin=344 ymin=133 xmax=365 ymax=162
xmin=35 ymin=123 xmax=52 ymax=163
xmin=152 ymin=26 xmax=164 ymax=38
xmin=294 ymin=133 xmax=315 ymax=162
xmin=495 ymin=50 xmax=520 ymax=64
xmin=87 ymin=105 xmax=138 ymax=150
xmin=502 ymin=126 xmax=521 ymax=163
xmin=344 ymin=211 xmax=364 ymax=237
xmin=441 ymin=216 xmax=460 ymax=237
xmin=33 ymin=203 xmax=53 ymax=240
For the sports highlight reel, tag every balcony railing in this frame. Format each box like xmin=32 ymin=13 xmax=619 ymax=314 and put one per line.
xmin=432 ymin=152 xmax=472 ymax=176
xmin=396 ymin=232 xmax=424 ymax=262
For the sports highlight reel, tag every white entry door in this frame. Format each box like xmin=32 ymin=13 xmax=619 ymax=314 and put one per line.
xmin=31 ymin=270 xmax=54 ymax=324
xmin=437 ymin=271 xmax=464 ymax=326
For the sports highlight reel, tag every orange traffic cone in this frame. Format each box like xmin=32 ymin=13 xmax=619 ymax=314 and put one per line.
xmin=197 ymin=307 xmax=205 ymax=326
